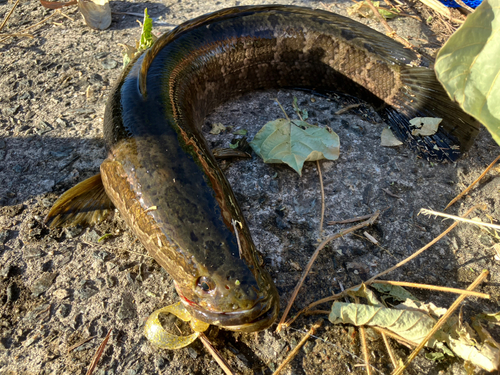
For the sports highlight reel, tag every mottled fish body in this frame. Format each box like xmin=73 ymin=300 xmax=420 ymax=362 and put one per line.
xmin=45 ymin=5 xmax=478 ymax=332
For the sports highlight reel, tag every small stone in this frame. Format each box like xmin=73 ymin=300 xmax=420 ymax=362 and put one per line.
xmin=106 ymin=275 xmax=117 ymax=288
xmin=101 ymin=58 xmax=118 ymax=70
xmin=31 ymin=272 xmax=57 ymax=297
xmin=92 ymin=250 xmax=111 ymax=261
xmin=56 ymin=304 xmax=71 ymax=319
xmin=35 ymin=120 xmax=53 ymax=135
xmin=53 ymin=289 xmax=70 ymax=299
xmin=41 ymin=198 xmax=53 ymax=207
xmin=0 ymin=264 xmax=12 ymax=278
xmin=186 ymin=346 xmax=199 ymax=359
xmin=0 ymin=231 xmax=9 ymax=246
xmin=78 ymin=285 xmax=99 ymax=300
xmin=117 ymin=294 xmax=136 ymax=320
xmin=65 ymin=226 xmax=83 ymax=238
xmin=24 ymin=246 xmax=45 ymax=259
xmin=6 ymin=283 xmax=19 ymax=303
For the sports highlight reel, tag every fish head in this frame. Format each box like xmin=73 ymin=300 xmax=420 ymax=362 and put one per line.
xmin=175 ymin=256 xmax=279 ymax=332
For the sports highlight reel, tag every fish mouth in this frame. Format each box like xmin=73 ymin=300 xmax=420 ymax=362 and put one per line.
xmin=176 ymin=284 xmax=279 ymax=332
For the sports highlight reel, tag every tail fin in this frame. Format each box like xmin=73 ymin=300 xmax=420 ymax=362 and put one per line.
xmin=385 ymin=66 xmax=480 ymax=162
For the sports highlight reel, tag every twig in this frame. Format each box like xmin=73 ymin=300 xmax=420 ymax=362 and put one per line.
xmin=317 ymin=160 xmax=325 ymax=233
xmin=381 ymin=332 xmax=399 ymax=371
xmin=67 ymin=336 xmax=96 ymax=353
xmin=273 ymin=319 xmax=323 ymax=375
xmin=365 ymin=204 xmax=483 ymax=284
xmin=0 ymin=0 xmax=21 ymax=32
xmin=285 ymin=205 xmax=482 ymax=327
xmin=372 ymin=280 xmax=490 ymax=298
xmin=382 ymin=188 xmax=402 ymax=199
xmin=445 ymin=155 xmax=500 ymax=211
xmin=231 ymin=219 xmax=243 ymax=259
xmin=85 ymin=329 xmax=112 ymax=375
xmin=328 ymin=213 xmax=375 ymax=225
xmin=374 ymin=327 xmax=417 ymax=349
xmin=364 ymin=0 xmax=415 ymax=49
xmin=417 ymin=0 xmax=464 ymax=23
xmin=198 ymin=333 xmax=236 ymax=375
xmin=276 ymin=211 xmax=379 ymax=332
xmin=393 ymin=270 xmax=489 ymax=375
xmin=335 ymin=103 xmax=361 ymax=115
xmin=419 ymin=207 xmax=500 ymax=231
xmin=453 ymin=0 xmax=474 ymax=11
xmin=112 ymin=11 xmax=147 ymax=17
xmin=360 ymin=326 xmax=372 ymax=375
xmin=0 ymin=10 xmax=59 ymax=43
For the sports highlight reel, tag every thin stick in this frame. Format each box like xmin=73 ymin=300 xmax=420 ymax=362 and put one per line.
xmin=445 ymin=155 xmax=500 ymax=211
xmin=284 ymin=205 xmax=482 ymax=328
xmin=274 ymin=98 xmax=290 ymax=121
xmin=317 ymin=160 xmax=325 ymax=233
xmin=335 ymin=103 xmax=361 ymax=115
xmin=381 ymin=332 xmax=399 ymax=371
xmin=85 ymin=329 xmax=112 ymax=375
xmin=231 ymin=219 xmax=243 ymax=259
xmin=374 ymin=327 xmax=417 ymax=349
xmin=328 ymin=213 xmax=375 ymax=225
xmin=0 ymin=10 xmax=58 ymax=43
xmin=198 ymin=333 xmax=236 ymax=375
xmin=420 ymin=208 xmax=500 ymax=230
xmin=372 ymin=280 xmax=490 ymax=299
xmin=67 ymin=336 xmax=96 ymax=353
xmin=0 ymin=0 xmax=21 ymax=32
xmin=276 ymin=211 xmax=379 ymax=332
xmin=364 ymin=0 xmax=415 ymax=49
xmin=273 ymin=319 xmax=323 ymax=375
xmin=360 ymin=326 xmax=372 ymax=375
xmin=366 ymin=205 xmax=483 ymax=284
xmin=112 ymin=11 xmax=147 ymax=17
xmin=393 ymin=270 xmax=490 ymax=375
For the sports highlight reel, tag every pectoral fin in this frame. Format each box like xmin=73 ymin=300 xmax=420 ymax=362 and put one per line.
xmin=44 ymin=173 xmax=114 ymax=227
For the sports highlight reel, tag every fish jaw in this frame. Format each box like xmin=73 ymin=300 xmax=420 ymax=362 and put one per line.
xmin=175 ymin=280 xmax=280 ymax=332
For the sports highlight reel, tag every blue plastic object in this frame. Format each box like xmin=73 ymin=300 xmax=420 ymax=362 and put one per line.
xmin=439 ymin=0 xmax=482 ymax=8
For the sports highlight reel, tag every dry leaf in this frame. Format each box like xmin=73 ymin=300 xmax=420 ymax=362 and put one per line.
xmin=78 ymin=0 xmax=111 ymax=30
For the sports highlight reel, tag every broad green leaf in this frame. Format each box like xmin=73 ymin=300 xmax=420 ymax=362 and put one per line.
xmin=329 ymin=301 xmax=500 ymax=371
xmin=329 ymin=302 xmax=439 ymax=345
xmin=435 ymin=0 xmax=500 ymax=146
xmin=250 ymin=119 xmax=340 ymax=176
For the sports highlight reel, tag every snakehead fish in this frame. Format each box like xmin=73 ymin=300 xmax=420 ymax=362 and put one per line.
xmin=45 ymin=5 xmax=479 ymax=332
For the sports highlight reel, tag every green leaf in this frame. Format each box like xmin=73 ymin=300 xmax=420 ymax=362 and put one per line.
xmin=139 ymin=8 xmax=154 ymax=50
xmin=249 ymin=119 xmax=340 ymax=176
xmin=233 ymin=129 xmax=248 ymax=135
xmin=435 ymin=0 xmax=500 ymax=146
xmin=371 ymin=283 xmax=419 ymax=303
xmin=209 ymin=122 xmax=226 ymax=135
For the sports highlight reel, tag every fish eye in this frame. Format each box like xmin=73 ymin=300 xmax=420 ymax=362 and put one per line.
xmin=196 ymin=276 xmax=216 ymax=293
